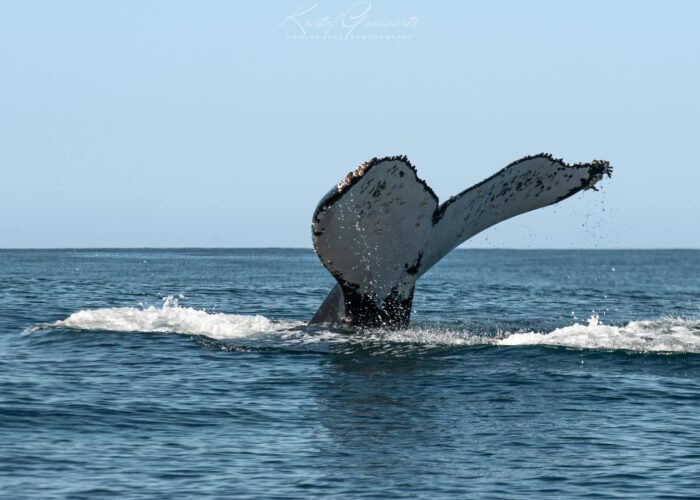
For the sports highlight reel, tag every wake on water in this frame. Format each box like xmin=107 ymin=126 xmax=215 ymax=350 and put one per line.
xmin=25 ymin=297 xmax=700 ymax=354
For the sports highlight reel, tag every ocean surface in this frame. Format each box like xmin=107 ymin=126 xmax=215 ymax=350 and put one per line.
xmin=2 ymin=248 xmax=700 ymax=498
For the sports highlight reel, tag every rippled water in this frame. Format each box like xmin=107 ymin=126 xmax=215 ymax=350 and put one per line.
xmin=2 ymin=249 xmax=700 ymax=498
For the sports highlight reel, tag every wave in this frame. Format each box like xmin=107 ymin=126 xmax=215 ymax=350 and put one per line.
xmin=27 ymin=297 xmax=700 ymax=354
xmin=26 ymin=296 xmax=303 ymax=339
xmin=386 ymin=315 xmax=700 ymax=353
xmin=495 ymin=315 xmax=700 ymax=352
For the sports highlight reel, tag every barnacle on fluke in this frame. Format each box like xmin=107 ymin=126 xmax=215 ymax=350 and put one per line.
xmin=311 ymin=153 xmax=612 ymax=328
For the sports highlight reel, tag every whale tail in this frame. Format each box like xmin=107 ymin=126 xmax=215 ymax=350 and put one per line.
xmin=310 ymin=154 xmax=612 ymax=327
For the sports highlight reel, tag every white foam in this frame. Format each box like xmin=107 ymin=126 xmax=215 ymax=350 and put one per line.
xmin=28 ymin=296 xmax=302 ymax=339
xmin=27 ymin=298 xmax=700 ymax=353
xmin=378 ymin=315 xmax=700 ymax=353
xmin=351 ymin=315 xmax=700 ymax=353
xmin=496 ymin=315 xmax=700 ymax=353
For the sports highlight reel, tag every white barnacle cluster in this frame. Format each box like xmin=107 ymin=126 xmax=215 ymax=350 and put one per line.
xmin=337 ymin=161 xmax=371 ymax=192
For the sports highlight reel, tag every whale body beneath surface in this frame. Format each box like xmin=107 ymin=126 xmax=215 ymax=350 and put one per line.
xmin=310 ymin=154 xmax=612 ymax=328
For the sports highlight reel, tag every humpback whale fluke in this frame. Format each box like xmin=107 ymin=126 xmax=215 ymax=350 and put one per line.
xmin=310 ymin=154 xmax=612 ymax=328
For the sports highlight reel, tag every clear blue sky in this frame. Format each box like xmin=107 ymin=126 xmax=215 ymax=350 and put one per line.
xmin=1 ymin=1 xmax=698 ymax=248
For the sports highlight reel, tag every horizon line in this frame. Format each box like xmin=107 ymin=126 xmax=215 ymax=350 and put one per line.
xmin=1 ymin=246 xmax=699 ymax=251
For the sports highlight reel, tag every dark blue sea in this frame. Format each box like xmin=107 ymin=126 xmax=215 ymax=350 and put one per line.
xmin=2 ymin=249 xmax=700 ymax=498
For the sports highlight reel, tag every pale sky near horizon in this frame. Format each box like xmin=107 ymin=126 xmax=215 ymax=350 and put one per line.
xmin=1 ymin=1 xmax=699 ymax=248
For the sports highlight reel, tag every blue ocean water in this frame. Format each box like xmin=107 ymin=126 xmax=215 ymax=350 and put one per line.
xmin=2 ymin=249 xmax=700 ymax=498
